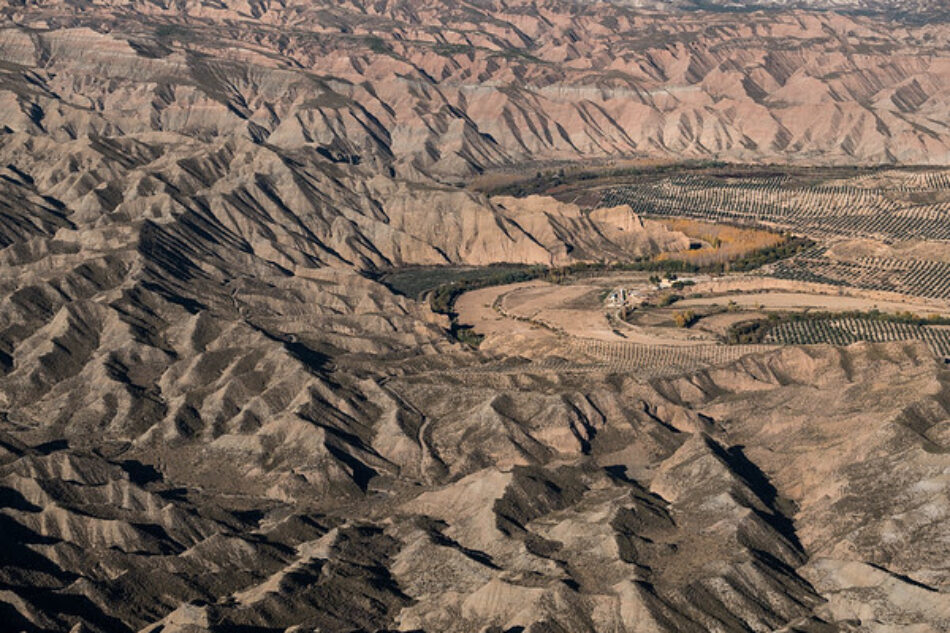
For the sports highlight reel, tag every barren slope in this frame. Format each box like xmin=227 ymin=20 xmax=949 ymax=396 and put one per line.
xmin=3 ymin=0 xmax=950 ymax=178
xmin=0 ymin=1 xmax=948 ymax=632
xmin=2 ymin=342 xmax=948 ymax=632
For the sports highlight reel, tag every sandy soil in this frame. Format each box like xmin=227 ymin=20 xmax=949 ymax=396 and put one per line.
xmin=454 ymin=281 xmax=550 ymax=338
xmin=694 ymin=311 xmax=769 ymax=337
xmin=457 ymin=274 xmax=950 ymax=361
xmin=498 ymin=283 xmax=618 ymax=340
xmin=453 ymin=281 xmax=567 ymax=357
xmin=672 ymin=292 xmax=950 ymax=316
xmin=687 ymin=276 xmax=950 ymax=311
xmin=458 ymin=277 xmax=720 ymax=352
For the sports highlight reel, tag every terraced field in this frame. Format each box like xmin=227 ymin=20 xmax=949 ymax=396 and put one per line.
xmin=598 ymin=169 xmax=950 ymax=242
xmin=589 ymin=168 xmax=950 ymax=302
xmin=762 ymin=318 xmax=950 ymax=356
xmin=769 ymin=247 xmax=950 ymax=299
xmin=449 ymin=339 xmax=776 ymax=378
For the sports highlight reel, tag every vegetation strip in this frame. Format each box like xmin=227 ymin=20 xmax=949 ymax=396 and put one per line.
xmin=473 ymin=161 xmax=941 ymax=198
xmin=726 ymin=309 xmax=950 ymax=355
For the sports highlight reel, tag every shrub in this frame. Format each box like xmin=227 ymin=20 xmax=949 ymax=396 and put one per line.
xmin=673 ymin=310 xmax=697 ymax=328
xmin=453 ymin=326 xmax=484 ymax=348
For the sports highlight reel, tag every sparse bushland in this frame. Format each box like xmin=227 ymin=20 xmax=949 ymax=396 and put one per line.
xmin=452 ymin=325 xmax=485 ymax=348
xmin=727 ymin=236 xmax=815 ymax=272
xmin=380 ymin=265 xmax=546 ymax=304
xmin=379 ymin=265 xmax=547 ymax=345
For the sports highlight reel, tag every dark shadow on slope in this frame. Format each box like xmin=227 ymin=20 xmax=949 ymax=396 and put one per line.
xmin=705 ymin=437 xmax=803 ymax=554
xmin=119 ymin=460 xmax=163 ymax=486
xmin=283 ymin=340 xmax=331 ymax=374
xmin=324 ymin=442 xmax=379 ymax=491
xmin=0 ymin=486 xmax=41 ymax=512
xmin=868 ymin=563 xmax=938 ymax=592
xmin=16 ymin=588 xmax=134 ymax=633
xmin=32 ymin=439 xmax=68 ymax=455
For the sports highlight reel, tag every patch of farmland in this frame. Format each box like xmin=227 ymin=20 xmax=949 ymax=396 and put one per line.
xmin=448 ymin=339 xmax=775 ymax=378
xmin=770 ymin=249 xmax=950 ymax=299
xmin=599 ymin=171 xmax=950 ymax=242
xmin=762 ymin=318 xmax=950 ymax=356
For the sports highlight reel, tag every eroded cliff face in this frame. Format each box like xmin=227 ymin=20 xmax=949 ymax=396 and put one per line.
xmin=3 ymin=0 xmax=950 ymax=177
xmin=5 ymin=0 xmax=950 ymax=267
xmin=0 ymin=1 xmax=948 ymax=632
xmin=3 ymin=338 xmax=949 ymax=632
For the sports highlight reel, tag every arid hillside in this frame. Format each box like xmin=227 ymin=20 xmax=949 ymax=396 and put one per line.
xmin=2 ymin=0 xmax=950 ymax=180
xmin=0 ymin=1 xmax=948 ymax=632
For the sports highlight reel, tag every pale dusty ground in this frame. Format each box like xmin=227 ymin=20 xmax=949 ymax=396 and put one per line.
xmin=456 ymin=275 xmax=950 ymax=359
xmin=452 ymin=281 xmax=544 ymax=335
xmin=457 ymin=276 xmax=714 ymax=346
xmin=688 ymin=276 xmax=950 ymax=311
xmin=498 ymin=283 xmax=618 ymax=340
xmin=672 ymin=291 xmax=950 ymax=316
xmin=457 ymin=277 xmax=717 ymax=353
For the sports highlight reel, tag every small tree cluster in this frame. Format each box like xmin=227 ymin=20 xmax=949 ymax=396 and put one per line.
xmin=673 ymin=310 xmax=697 ymax=328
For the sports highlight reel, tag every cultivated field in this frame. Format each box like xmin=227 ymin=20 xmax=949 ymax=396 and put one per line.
xmin=553 ymin=166 xmax=950 ymax=303
xmin=770 ymin=247 xmax=950 ymax=299
xmin=450 ymin=166 xmax=950 ymax=374
xmin=762 ymin=318 xmax=950 ymax=356
xmin=453 ymin=269 xmax=950 ymax=380
xmin=671 ymin=290 xmax=950 ymax=315
xmin=446 ymin=340 xmax=775 ymax=378
xmin=597 ymin=169 xmax=950 ymax=242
